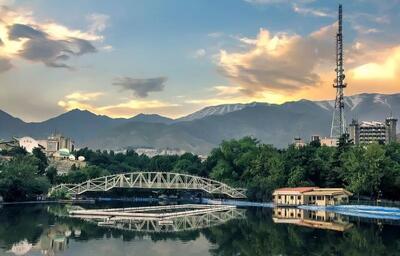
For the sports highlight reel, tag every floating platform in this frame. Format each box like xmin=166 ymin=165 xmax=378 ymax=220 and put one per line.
xmin=69 ymin=204 xmax=237 ymax=220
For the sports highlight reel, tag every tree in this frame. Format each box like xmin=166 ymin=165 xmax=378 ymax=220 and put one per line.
xmin=46 ymin=166 xmax=58 ymax=184
xmin=0 ymin=156 xmax=50 ymax=201
xmin=32 ymin=148 xmax=48 ymax=175
xmin=341 ymin=144 xmax=386 ymax=199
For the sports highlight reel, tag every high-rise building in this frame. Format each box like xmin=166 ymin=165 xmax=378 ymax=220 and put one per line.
xmin=349 ymin=117 xmax=398 ymax=145
xmin=311 ymin=135 xmax=320 ymax=142
xmin=348 ymin=120 xmax=360 ymax=144
xmin=46 ymin=133 xmax=75 ymax=155
xmin=386 ymin=117 xmax=398 ymax=143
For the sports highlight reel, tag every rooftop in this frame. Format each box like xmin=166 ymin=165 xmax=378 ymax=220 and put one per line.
xmin=273 ymin=187 xmax=353 ymax=196
xmin=360 ymin=121 xmax=385 ymax=127
xmin=273 ymin=187 xmax=318 ymax=194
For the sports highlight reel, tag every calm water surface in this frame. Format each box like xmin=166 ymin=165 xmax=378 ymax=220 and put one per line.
xmin=0 ymin=203 xmax=399 ymax=256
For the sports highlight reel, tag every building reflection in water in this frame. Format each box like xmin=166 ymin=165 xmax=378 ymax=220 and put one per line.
xmin=9 ymin=225 xmax=82 ymax=256
xmin=272 ymin=208 xmax=353 ymax=232
xmin=37 ymin=224 xmax=70 ymax=255
xmin=8 ymin=240 xmax=32 ymax=256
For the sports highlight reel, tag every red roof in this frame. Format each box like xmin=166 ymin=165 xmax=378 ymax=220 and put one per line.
xmin=274 ymin=187 xmax=319 ymax=193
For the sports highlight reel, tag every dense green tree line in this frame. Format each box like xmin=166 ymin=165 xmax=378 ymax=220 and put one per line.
xmin=1 ymin=136 xmax=400 ymax=202
xmin=0 ymin=148 xmax=50 ymax=201
xmin=206 ymin=137 xmax=400 ymax=201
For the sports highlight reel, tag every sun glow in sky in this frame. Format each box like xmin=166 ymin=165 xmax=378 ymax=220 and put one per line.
xmin=1 ymin=0 xmax=400 ymax=121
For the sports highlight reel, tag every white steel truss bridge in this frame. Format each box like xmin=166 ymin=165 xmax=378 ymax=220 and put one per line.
xmin=49 ymin=172 xmax=247 ymax=198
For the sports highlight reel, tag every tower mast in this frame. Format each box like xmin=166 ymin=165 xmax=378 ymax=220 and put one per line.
xmin=330 ymin=4 xmax=347 ymax=139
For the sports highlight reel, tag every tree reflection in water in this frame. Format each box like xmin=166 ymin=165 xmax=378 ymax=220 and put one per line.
xmin=0 ymin=204 xmax=399 ymax=256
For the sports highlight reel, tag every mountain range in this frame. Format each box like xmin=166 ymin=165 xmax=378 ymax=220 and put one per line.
xmin=1 ymin=93 xmax=399 ymax=154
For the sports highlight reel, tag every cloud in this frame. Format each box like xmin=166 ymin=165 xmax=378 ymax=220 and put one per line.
xmin=353 ymin=25 xmax=380 ymax=35
xmin=244 ymin=0 xmax=288 ymax=4
xmin=58 ymin=92 xmax=180 ymax=118
xmin=193 ymin=48 xmax=206 ymax=58
xmin=217 ymin=23 xmax=336 ymax=95
xmin=65 ymin=91 xmax=104 ymax=101
xmin=0 ymin=6 xmax=105 ymax=70
xmin=0 ymin=0 xmax=14 ymax=5
xmin=113 ymin=77 xmax=167 ymax=98
xmin=186 ymin=85 xmax=287 ymax=105
xmin=0 ymin=38 xmax=3 ymax=46
xmin=12 ymin=31 xmax=97 ymax=68
xmin=8 ymin=23 xmax=47 ymax=40
xmin=292 ymin=4 xmax=333 ymax=17
xmin=87 ymin=13 xmax=109 ymax=34
xmin=208 ymin=32 xmax=223 ymax=38
xmin=0 ymin=57 xmax=12 ymax=72
xmin=350 ymin=46 xmax=400 ymax=81
xmin=212 ymin=85 xmax=243 ymax=96
xmin=7 ymin=23 xmax=97 ymax=68
xmin=245 ymin=0 xmax=315 ymax=5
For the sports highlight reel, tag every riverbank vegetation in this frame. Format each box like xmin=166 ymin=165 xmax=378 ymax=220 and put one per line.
xmin=1 ymin=136 xmax=400 ymax=202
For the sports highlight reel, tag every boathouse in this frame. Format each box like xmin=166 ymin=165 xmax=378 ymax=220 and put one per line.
xmin=272 ymin=187 xmax=352 ymax=206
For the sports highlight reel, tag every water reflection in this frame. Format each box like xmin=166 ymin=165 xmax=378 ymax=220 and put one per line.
xmin=69 ymin=205 xmax=246 ymax=233
xmin=272 ymin=207 xmax=353 ymax=232
xmin=0 ymin=204 xmax=399 ymax=256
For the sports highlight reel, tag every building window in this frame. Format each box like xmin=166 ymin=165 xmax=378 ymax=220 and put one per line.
xmin=290 ymin=196 xmax=294 ymax=200
xmin=298 ymin=196 xmax=301 ymax=200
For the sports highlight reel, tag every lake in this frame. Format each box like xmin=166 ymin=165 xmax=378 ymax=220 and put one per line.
xmin=0 ymin=202 xmax=399 ymax=256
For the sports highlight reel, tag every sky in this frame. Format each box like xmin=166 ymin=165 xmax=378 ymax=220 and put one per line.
xmin=1 ymin=0 xmax=400 ymax=122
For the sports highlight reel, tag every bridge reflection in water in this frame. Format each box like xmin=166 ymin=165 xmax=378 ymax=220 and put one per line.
xmin=273 ymin=207 xmax=354 ymax=232
xmin=69 ymin=204 xmax=246 ymax=233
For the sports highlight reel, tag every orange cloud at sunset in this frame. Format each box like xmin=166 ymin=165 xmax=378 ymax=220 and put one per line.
xmin=214 ymin=22 xmax=400 ymax=105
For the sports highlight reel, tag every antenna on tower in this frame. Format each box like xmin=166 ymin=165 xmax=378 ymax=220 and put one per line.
xmin=330 ymin=4 xmax=347 ymax=139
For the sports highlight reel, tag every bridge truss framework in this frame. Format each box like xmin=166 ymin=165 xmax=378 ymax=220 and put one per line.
xmin=50 ymin=172 xmax=247 ymax=199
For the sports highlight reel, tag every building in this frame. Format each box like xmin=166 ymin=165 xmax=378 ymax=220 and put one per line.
xmin=272 ymin=187 xmax=352 ymax=206
xmin=272 ymin=208 xmax=353 ymax=232
xmin=310 ymin=135 xmax=320 ymax=143
xmin=349 ymin=117 xmax=398 ymax=145
xmin=134 ymin=147 xmax=185 ymax=157
xmin=18 ymin=136 xmax=45 ymax=153
xmin=0 ymin=138 xmax=19 ymax=151
xmin=45 ymin=133 xmax=75 ymax=155
xmin=320 ymin=137 xmax=338 ymax=147
xmin=293 ymin=137 xmax=305 ymax=148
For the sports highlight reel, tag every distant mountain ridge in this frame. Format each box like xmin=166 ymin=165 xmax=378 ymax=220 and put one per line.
xmin=176 ymin=102 xmax=266 ymax=122
xmin=1 ymin=93 xmax=399 ymax=154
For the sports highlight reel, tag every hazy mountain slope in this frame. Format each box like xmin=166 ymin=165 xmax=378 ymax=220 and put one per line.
xmin=315 ymin=93 xmax=400 ymax=121
xmin=0 ymin=109 xmax=174 ymax=142
xmin=129 ymin=113 xmax=174 ymax=124
xmin=24 ymin=109 xmax=127 ymax=142
xmin=87 ymin=121 xmax=214 ymax=153
xmin=0 ymin=110 xmax=27 ymax=139
xmin=1 ymin=93 xmax=400 ymax=153
xmin=175 ymin=102 xmax=331 ymax=148
xmin=176 ymin=102 xmax=265 ymax=122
